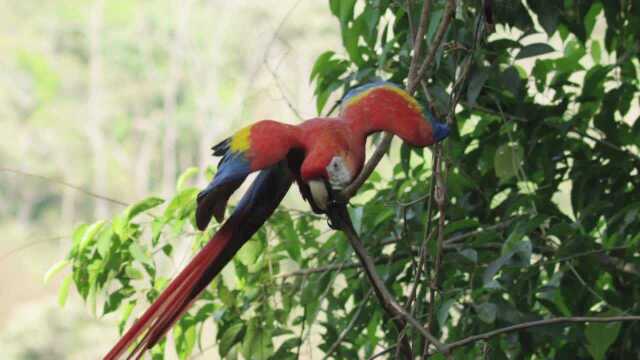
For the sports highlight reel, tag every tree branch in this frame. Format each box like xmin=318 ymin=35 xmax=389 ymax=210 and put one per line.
xmin=328 ymin=204 xmax=447 ymax=356
xmin=439 ymin=316 xmax=640 ymax=353
xmin=424 ymin=146 xmax=446 ymax=354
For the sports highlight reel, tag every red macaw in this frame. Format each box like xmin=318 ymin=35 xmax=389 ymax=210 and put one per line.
xmin=105 ymin=81 xmax=449 ymax=359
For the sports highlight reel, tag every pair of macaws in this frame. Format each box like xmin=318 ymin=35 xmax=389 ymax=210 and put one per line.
xmin=105 ymin=81 xmax=449 ymax=359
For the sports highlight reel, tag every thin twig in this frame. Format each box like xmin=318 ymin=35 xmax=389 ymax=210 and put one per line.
xmin=278 ymin=259 xmax=362 ymax=278
xmin=424 ymin=146 xmax=447 ymax=353
xmin=368 ymin=345 xmax=397 ymax=360
xmin=262 ymin=0 xmax=304 ymax=120
xmin=0 ymin=168 xmax=128 ymax=206
xmin=0 ymin=235 xmax=68 ymax=261
xmin=439 ymin=316 xmax=640 ymax=353
xmin=412 ymin=0 xmax=456 ymax=89
xmin=323 ymin=288 xmax=374 ymax=359
xmin=398 ymin=152 xmax=437 ymax=352
xmin=408 ymin=0 xmax=432 ymax=82
xmin=565 ymin=262 xmax=630 ymax=315
xmin=443 ymin=219 xmax=514 ymax=246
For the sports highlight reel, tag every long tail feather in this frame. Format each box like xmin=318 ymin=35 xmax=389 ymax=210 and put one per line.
xmin=105 ymin=162 xmax=293 ymax=360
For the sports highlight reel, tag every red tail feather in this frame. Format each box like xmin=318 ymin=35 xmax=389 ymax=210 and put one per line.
xmin=104 ymin=224 xmax=235 ymax=360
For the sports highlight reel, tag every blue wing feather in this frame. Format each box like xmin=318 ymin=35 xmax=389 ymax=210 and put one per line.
xmin=196 ymin=139 xmax=252 ymax=230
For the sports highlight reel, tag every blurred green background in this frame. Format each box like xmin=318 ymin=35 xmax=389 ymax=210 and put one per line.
xmin=0 ymin=1 xmax=338 ymax=358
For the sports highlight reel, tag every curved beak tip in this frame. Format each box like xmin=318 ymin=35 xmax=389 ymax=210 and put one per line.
xmin=433 ymin=121 xmax=450 ymax=142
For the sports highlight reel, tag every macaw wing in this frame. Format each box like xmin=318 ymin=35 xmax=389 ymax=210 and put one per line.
xmin=196 ymin=138 xmax=251 ymax=229
xmin=196 ymin=120 xmax=302 ymax=230
xmin=106 ymin=161 xmax=293 ymax=360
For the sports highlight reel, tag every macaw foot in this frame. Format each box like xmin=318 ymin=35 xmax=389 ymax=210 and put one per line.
xmin=326 ymin=198 xmax=350 ymax=230
xmin=326 ymin=217 xmax=340 ymax=230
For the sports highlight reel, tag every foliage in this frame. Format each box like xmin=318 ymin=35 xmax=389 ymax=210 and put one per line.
xmin=53 ymin=0 xmax=639 ymax=359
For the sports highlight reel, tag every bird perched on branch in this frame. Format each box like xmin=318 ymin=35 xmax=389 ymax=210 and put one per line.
xmin=105 ymin=81 xmax=449 ymax=359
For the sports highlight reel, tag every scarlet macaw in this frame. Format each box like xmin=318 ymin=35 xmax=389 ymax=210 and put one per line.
xmin=105 ymin=81 xmax=449 ymax=359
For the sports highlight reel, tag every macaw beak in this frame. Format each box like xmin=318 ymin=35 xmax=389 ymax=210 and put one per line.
xmin=424 ymin=110 xmax=450 ymax=143
xmin=432 ymin=120 xmax=450 ymax=142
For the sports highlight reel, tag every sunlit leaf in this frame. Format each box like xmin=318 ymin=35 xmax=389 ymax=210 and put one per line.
xmin=124 ymin=196 xmax=164 ymax=222
xmin=236 ymin=240 xmax=263 ymax=267
xmin=494 ymin=143 xmax=523 ymax=180
xmin=176 ymin=167 xmax=199 ymax=192
xmin=44 ymin=259 xmax=70 ymax=285
xmin=58 ymin=274 xmax=72 ymax=307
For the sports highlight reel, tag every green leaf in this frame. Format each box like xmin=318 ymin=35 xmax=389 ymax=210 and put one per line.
xmin=274 ymin=214 xmax=301 ymax=262
xmin=129 ymin=242 xmax=154 ymax=267
xmin=242 ymin=319 xmax=273 ymax=360
xmin=96 ymin=227 xmax=114 ymax=258
xmin=459 ymin=248 xmax=478 ymax=263
xmin=310 ymin=51 xmax=336 ymax=82
xmin=119 ymin=301 xmax=136 ymax=333
xmin=118 ymin=300 xmax=136 ymax=334
xmin=164 ymin=188 xmax=198 ymax=218
xmin=515 ymin=43 xmax=555 ymax=59
xmin=176 ymin=167 xmax=199 ymax=191
xmin=220 ymin=323 xmax=244 ymax=357
xmin=584 ymin=2 xmax=603 ymax=38
xmin=494 ymin=143 xmax=523 ymax=180
xmin=124 ymin=196 xmax=164 ymax=222
xmin=174 ymin=321 xmax=196 ymax=360
xmin=44 ymin=259 xmax=70 ymax=284
xmin=58 ymin=274 xmax=72 ymax=307
xmin=483 ymin=253 xmax=511 ymax=285
xmin=591 ymin=41 xmax=602 ymax=64
xmin=79 ymin=220 xmax=106 ymax=251
xmin=501 ymin=66 xmax=522 ymax=97
xmin=103 ymin=287 xmax=133 ymax=315
xmin=71 ymin=223 xmax=89 ymax=248
xmin=337 ymin=0 xmax=356 ymax=24
xmin=585 ymin=321 xmax=621 ymax=360
xmin=125 ymin=265 xmax=144 ymax=280
xmin=467 ymin=69 xmax=488 ymax=105
xmin=236 ymin=240 xmax=263 ymax=267
xmin=474 ymin=302 xmax=497 ymax=324
xmin=400 ymin=143 xmax=411 ymax=176
xmin=437 ymin=299 xmax=456 ymax=326
xmin=342 ymin=22 xmax=363 ymax=65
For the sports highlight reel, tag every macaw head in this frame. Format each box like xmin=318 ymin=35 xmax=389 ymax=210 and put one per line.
xmin=341 ymin=81 xmax=450 ymax=146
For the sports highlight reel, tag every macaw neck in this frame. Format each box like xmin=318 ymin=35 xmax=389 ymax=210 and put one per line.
xmin=342 ymin=90 xmax=434 ymax=147
xmin=298 ymin=119 xmax=364 ymax=182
